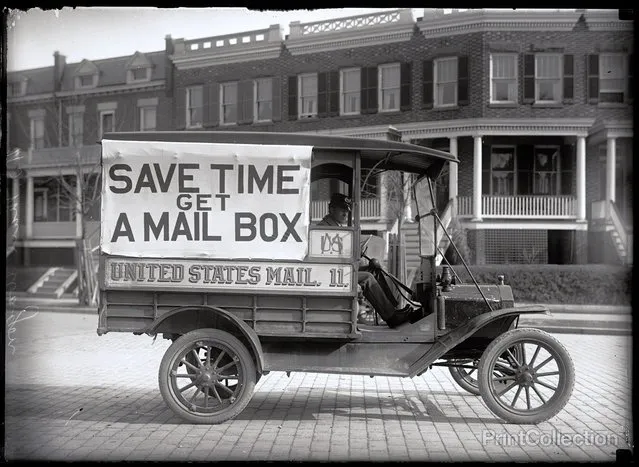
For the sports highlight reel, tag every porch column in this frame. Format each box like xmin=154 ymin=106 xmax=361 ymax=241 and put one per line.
xmin=576 ymin=136 xmax=586 ymax=221
xmin=379 ymin=172 xmax=387 ymax=222
xmin=472 ymin=135 xmax=482 ymax=221
xmin=26 ymin=176 xmax=34 ymax=238
xmin=606 ymin=137 xmax=617 ymax=216
xmin=76 ymin=174 xmax=83 ymax=237
xmin=12 ymin=176 xmax=20 ymax=227
xmin=448 ymin=137 xmax=458 ymax=216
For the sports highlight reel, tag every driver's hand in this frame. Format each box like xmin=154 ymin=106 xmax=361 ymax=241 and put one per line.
xmin=369 ymin=258 xmax=381 ymax=271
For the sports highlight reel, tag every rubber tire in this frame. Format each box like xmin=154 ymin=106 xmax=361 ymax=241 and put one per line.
xmin=477 ymin=328 xmax=575 ymax=424
xmin=449 ymin=363 xmax=481 ymax=395
xmin=159 ymin=328 xmax=256 ymax=424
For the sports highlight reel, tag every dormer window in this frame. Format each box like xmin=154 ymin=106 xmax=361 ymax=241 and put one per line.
xmin=126 ymin=52 xmax=153 ymax=84
xmin=128 ymin=67 xmax=151 ymax=83
xmin=74 ymin=59 xmax=99 ymax=89
xmin=80 ymin=75 xmax=93 ymax=87
xmin=8 ymin=79 xmax=26 ymax=97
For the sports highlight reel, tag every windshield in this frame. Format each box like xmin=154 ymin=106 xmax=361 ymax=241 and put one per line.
xmin=413 ymin=176 xmax=436 ymax=258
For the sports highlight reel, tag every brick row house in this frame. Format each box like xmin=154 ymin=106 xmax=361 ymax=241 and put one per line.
xmin=6 ymin=8 xmax=633 ymax=276
xmin=7 ymin=49 xmax=171 ymax=273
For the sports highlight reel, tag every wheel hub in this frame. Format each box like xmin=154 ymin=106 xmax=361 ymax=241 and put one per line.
xmin=514 ymin=364 xmax=535 ymax=386
xmin=197 ymin=367 xmax=221 ymax=386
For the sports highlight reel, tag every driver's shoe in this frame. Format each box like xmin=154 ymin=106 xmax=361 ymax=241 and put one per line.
xmin=385 ymin=305 xmax=416 ymax=328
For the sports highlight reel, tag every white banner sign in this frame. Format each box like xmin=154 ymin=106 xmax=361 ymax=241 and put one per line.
xmin=101 ymin=140 xmax=313 ymax=260
xmin=104 ymin=257 xmax=353 ymax=293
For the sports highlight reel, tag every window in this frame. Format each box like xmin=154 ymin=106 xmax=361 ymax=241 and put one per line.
xmin=8 ymin=82 xmax=24 ymax=97
xmin=34 ymin=177 xmax=75 ymax=223
xmin=489 ymin=146 xmax=515 ymax=195
xmin=30 ymin=118 xmax=45 ymax=149
xmin=139 ymin=107 xmax=156 ymax=131
xmin=340 ymin=68 xmax=361 ymax=115
xmin=77 ymin=74 xmax=96 ymax=88
xmin=186 ymin=86 xmax=203 ymax=128
xmin=131 ymin=67 xmax=149 ymax=81
xmin=490 ymin=54 xmax=517 ymax=103
xmin=34 ymin=188 xmax=48 ymax=222
xmin=434 ymin=57 xmax=458 ymax=107
xmin=379 ymin=64 xmax=400 ymax=112
xmin=298 ymin=73 xmax=318 ymax=118
xmin=599 ymin=53 xmax=626 ymax=103
xmin=533 ymin=146 xmax=560 ymax=195
xmin=220 ymin=82 xmax=238 ymax=125
xmin=535 ymin=54 xmax=562 ymax=102
xmin=99 ymin=111 xmax=115 ymax=139
xmin=68 ymin=113 xmax=83 ymax=147
xmin=254 ymin=78 xmax=273 ymax=122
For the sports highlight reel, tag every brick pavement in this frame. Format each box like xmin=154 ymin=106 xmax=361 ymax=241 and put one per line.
xmin=4 ymin=312 xmax=633 ymax=462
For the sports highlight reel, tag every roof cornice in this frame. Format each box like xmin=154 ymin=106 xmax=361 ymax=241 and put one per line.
xmin=285 ymin=9 xmax=415 ymax=56
xmin=170 ymin=25 xmax=284 ymax=70
xmin=55 ymin=80 xmax=165 ymax=98
xmin=7 ymin=93 xmax=55 ymax=104
xmin=418 ymin=9 xmax=632 ymax=38
xmin=397 ymin=118 xmax=597 ymax=139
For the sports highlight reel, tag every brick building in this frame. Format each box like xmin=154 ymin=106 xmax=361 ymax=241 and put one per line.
xmin=7 ymin=48 xmax=171 ymax=276
xmin=6 ymin=9 xmax=633 ymax=281
xmin=165 ymin=8 xmax=633 ymax=266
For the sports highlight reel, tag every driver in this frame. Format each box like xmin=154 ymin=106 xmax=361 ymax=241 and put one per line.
xmin=318 ymin=193 xmax=418 ymax=328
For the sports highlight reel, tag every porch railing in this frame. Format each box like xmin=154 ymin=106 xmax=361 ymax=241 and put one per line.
xmin=457 ymin=195 xmax=577 ymax=218
xmin=310 ymin=197 xmax=381 ymax=221
xmin=17 ymin=145 xmax=101 ymax=168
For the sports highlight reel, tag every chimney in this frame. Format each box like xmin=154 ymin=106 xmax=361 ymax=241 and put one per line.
xmin=164 ymin=35 xmax=174 ymax=98
xmin=53 ymin=51 xmax=66 ymax=92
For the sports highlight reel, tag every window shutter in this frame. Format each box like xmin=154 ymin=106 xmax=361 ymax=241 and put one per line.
xmin=202 ymin=84 xmax=210 ymax=125
xmin=318 ymin=72 xmax=328 ymax=118
xmin=288 ymin=76 xmax=298 ymax=120
xmin=360 ymin=69 xmax=368 ymax=113
xmin=328 ymin=71 xmax=339 ymax=116
xmin=422 ymin=60 xmax=433 ymax=108
xmin=560 ymin=144 xmax=574 ymax=195
xmin=523 ymin=54 xmax=535 ymax=103
xmin=208 ymin=83 xmax=219 ymax=127
xmin=272 ymin=77 xmax=281 ymax=121
xmin=239 ymin=80 xmax=254 ymax=124
xmin=627 ymin=54 xmax=633 ymax=102
xmin=400 ymin=62 xmax=412 ymax=111
xmin=134 ymin=106 xmax=140 ymax=131
xmin=587 ymin=54 xmax=599 ymax=104
xmin=457 ymin=56 xmax=469 ymax=106
xmin=516 ymin=145 xmax=534 ymax=195
xmin=176 ymin=86 xmax=186 ymax=130
xmin=563 ymin=54 xmax=574 ymax=102
xmin=361 ymin=67 xmax=378 ymax=114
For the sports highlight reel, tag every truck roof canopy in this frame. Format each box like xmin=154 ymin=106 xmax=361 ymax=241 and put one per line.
xmin=102 ymin=131 xmax=457 ymax=178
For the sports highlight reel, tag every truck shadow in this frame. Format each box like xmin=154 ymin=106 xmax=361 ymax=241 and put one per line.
xmin=5 ymin=383 xmax=503 ymax=426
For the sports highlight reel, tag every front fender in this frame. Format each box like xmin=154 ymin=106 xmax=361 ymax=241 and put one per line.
xmin=408 ymin=305 xmax=548 ymax=377
xmin=146 ymin=305 xmax=265 ymax=374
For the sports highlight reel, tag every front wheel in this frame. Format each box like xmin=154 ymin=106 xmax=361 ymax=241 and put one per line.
xmin=478 ymin=328 xmax=575 ymax=424
xmin=159 ymin=328 xmax=256 ymax=424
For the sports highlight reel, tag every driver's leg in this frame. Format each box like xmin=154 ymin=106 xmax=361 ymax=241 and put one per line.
xmin=357 ymin=271 xmax=396 ymax=322
xmin=361 ymin=265 xmax=400 ymax=308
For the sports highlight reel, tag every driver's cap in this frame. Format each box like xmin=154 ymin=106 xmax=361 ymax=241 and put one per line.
xmin=329 ymin=193 xmax=352 ymax=212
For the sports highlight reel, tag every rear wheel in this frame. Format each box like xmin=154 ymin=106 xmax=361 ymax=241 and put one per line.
xmin=449 ymin=360 xmax=481 ymax=395
xmin=159 ymin=328 xmax=256 ymax=424
xmin=478 ymin=328 xmax=575 ymax=424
